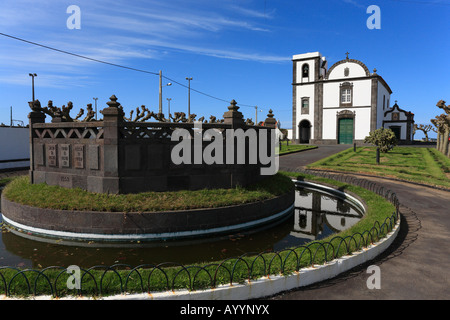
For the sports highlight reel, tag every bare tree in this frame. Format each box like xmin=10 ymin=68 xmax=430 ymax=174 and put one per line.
xmin=432 ymin=100 xmax=450 ymax=157
xmin=413 ymin=124 xmax=433 ymax=142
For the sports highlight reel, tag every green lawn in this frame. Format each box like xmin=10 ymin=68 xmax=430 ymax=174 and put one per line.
xmin=279 ymin=142 xmax=317 ymax=155
xmin=307 ymin=146 xmax=450 ymax=189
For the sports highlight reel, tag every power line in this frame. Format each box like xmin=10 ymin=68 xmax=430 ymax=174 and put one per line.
xmin=0 ymin=32 xmax=258 ymax=109
xmin=392 ymin=0 xmax=450 ymax=6
xmin=0 ymin=32 xmax=159 ymax=76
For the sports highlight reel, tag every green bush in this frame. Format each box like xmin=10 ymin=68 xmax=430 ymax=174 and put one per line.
xmin=364 ymin=127 xmax=398 ymax=153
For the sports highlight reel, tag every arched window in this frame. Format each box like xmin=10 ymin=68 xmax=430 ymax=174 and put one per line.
xmin=302 ymin=64 xmax=309 ymax=78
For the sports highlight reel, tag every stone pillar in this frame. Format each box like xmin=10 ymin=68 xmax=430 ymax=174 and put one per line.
xmin=223 ymin=100 xmax=245 ymax=129
xmin=28 ymin=104 xmax=46 ymax=184
xmin=96 ymin=95 xmax=124 ymax=194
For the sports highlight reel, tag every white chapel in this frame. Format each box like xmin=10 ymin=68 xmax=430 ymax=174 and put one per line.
xmin=290 ymin=51 xmax=414 ymax=144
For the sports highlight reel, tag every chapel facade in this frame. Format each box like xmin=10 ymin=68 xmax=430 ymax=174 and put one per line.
xmin=291 ymin=52 xmax=414 ymax=144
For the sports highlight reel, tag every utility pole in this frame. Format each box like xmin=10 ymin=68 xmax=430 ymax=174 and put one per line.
xmin=167 ymin=98 xmax=172 ymax=122
xmin=93 ymin=97 xmax=98 ymax=120
xmin=254 ymin=106 xmax=262 ymax=124
xmin=29 ymin=73 xmax=37 ymax=101
xmin=159 ymin=70 xmax=171 ymax=116
xmin=159 ymin=70 xmax=162 ymax=115
xmin=186 ymin=77 xmax=193 ymax=118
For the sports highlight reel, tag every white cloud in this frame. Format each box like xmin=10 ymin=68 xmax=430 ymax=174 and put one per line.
xmin=342 ymin=0 xmax=366 ymax=9
xmin=0 ymin=0 xmax=287 ymax=89
xmin=121 ymin=37 xmax=290 ymax=63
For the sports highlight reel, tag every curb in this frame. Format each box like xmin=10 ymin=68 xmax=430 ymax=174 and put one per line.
xmin=305 ymin=168 xmax=450 ymax=192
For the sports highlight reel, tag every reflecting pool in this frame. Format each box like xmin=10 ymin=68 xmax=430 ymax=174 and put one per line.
xmin=0 ymin=184 xmax=363 ymax=268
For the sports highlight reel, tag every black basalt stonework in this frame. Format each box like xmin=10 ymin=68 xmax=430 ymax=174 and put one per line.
xmin=28 ymin=96 xmax=279 ymax=194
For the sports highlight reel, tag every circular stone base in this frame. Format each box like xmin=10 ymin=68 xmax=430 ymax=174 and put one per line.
xmin=1 ymin=190 xmax=295 ymax=242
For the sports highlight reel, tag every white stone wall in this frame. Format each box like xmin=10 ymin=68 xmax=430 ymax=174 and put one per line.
xmin=322 ymin=107 xmax=372 ymax=140
xmin=0 ymin=127 xmax=29 ymax=170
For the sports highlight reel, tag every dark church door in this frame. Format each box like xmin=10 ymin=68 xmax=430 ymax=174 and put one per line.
xmin=299 ymin=120 xmax=311 ymax=143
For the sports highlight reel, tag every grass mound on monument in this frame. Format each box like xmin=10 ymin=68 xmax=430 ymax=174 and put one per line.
xmin=2 ymin=173 xmax=294 ymax=212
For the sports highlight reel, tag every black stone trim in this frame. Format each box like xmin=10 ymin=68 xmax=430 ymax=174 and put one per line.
xmin=325 ymin=59 xmax=371 ymax=79
xmin=292 ymin=75 xmax=392 ymax=94
xmin=383 ymin=103 xmax=413 ymax=117
xmin=370 ymin=78 xmax=378 ymax=132
xmin=323 ymin=105 xmax=371 ymax=110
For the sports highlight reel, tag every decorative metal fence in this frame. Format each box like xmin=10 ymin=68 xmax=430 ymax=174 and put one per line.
xmin=0 ymin=170 xmax=400 ymax=298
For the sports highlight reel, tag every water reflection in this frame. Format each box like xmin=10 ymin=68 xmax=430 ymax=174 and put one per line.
xmin=0 ymin=186 xmax=363 ymax=268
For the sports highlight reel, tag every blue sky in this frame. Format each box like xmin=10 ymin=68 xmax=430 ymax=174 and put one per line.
xmin=0 ymin=0 xmax=449 ymax=139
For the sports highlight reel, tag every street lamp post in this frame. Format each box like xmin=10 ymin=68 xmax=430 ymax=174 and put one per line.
xmin=167 ymin=98 xmax=172 ymax=122
xmin=186 ymin=77 xmax=193 ymax=118
xmin=93 ymin=97 xmax=98 ymax=120
xmin=159 ymin=70 xmax=171 ymax=115
xmin=29 ymin=73 xmax=37 ymax=101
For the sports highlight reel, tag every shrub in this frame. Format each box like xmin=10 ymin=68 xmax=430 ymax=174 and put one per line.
xmin=364 ymin=128 xmax=398 ymax=153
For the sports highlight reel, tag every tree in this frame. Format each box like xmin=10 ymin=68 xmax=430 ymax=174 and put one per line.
xmin=413 ymin=124 xmax=433 ymax=142
xmin=431 ymin=115 xmax=447 ymax=154
xmin=435 ymin=100 xmax=450 ymax=157
xmin=364 ymin=127 xmax=398 ymax=153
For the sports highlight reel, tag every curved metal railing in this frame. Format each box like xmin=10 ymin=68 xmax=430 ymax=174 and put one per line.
xmin=0 ymin=170 xmax=401 ymax=298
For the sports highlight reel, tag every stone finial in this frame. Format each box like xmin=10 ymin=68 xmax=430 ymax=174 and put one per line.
xmin=228 ymin=99 xmax=239 ymax=112
xmin=101 ymin=94 xmax=124 ymax=121
xmin=373 ymin=68 xmax=377 ymax=75
xmin=223 ymin=99 xmax=244 ymax=128
xmin=106 ymin=95 xmax=120 ymax=108
xmin=264 ymin=109 xmax=277 ymax=128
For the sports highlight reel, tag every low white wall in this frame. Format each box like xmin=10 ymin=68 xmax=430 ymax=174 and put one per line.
xmin=0 ymin=127 xmax=29 ymax=170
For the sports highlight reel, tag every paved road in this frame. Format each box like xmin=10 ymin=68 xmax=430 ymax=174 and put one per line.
xmin=279 ymin=144 xmax=351 ymax=171
xmin=273 ymin=146 xmax=450 ymax=300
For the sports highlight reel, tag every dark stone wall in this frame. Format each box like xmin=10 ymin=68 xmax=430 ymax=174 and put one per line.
xmin=1 ymin=189 xmax=294 ymax=239
xmin=28 ymin=98 xmax=279 ymax=194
